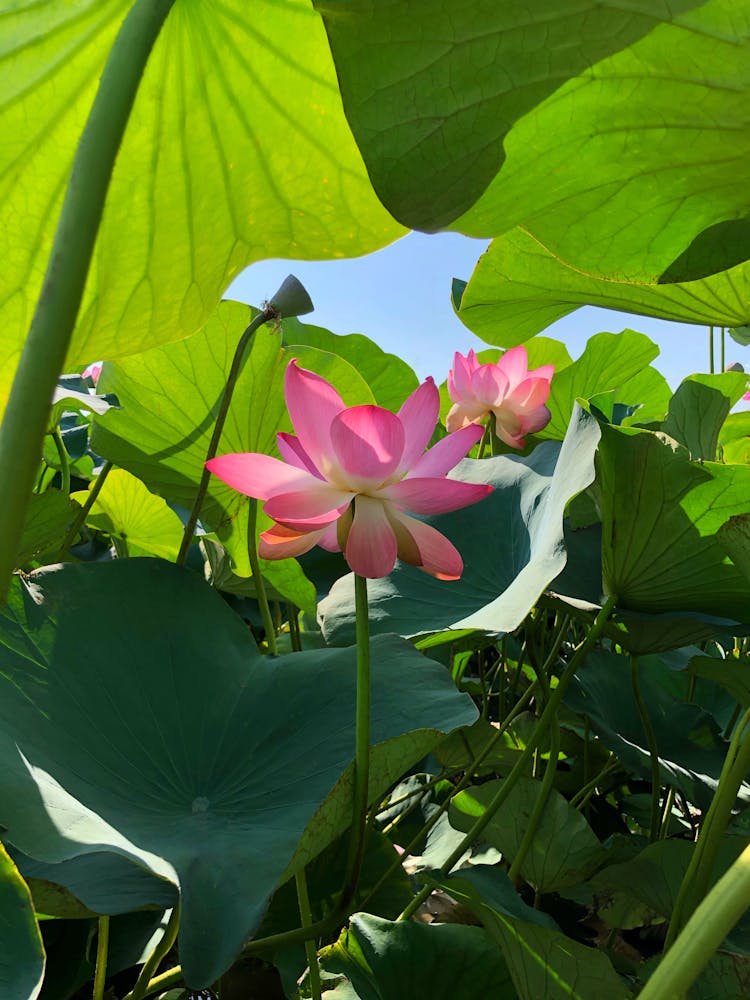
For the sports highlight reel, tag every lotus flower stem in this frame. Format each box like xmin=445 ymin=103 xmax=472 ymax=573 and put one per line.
xmin=510 ymin=717 xmax=560 ymax=885
xmin=666 ymin=706 xmax=750 ymax=948
xmin=0 ymin=0 xmax=177 ymax=602
xmin=343 ymin=572 xmax=372 ymax=896
xmin=295 ymin=869 xmax=323 ymax=1000
xmin=58 ymin=461 xmax=114 ymax=557
xmin=709 ymin=325 xmax=715 ymax=374
xmin=630 ymin=656 xmax=662 ymax=842
xmin=125 ymin=905 xmax=180 ymax=1000
xmin=50 ymin=427 xmax=71 ymax=496
xmin=507 ymin=657 xmax=560 ymax=885
xmin=176 ymin=309 xmax=274 ymax=565
xmin=639 ymin=840 xmax=750 ymax=1000
xmin=246 ymin=497 xmax=278 ymax=656
xmin=398 ymin=595 xmax=617 ymax=922
xmin=92 ymin=916 xmax=110 ymax=1000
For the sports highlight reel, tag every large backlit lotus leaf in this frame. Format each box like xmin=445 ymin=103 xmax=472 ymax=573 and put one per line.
xmin=454 ymin=230 xmax=750 ymax=347
xmin=91 ymin=299 xmax=374 ymax=578
xmin=598 ymin=424 xmax=750 ymax=621
xmin=315 ymin=0 xmax=748 ymax=282
xmin=319 ymin=405 xmax=600 ymax=643
xmin=0 ymin=558 xmax=475 ymax=987
xmin=0 ymin=0 xmax=403 ymax=414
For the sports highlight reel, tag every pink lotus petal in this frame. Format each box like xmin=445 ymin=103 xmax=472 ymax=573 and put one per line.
xmin=276 ymin=432 xmax=321 ymax=477
xmin=518 ymin=405 xmax=552 ymax=437
xmin=450 ymin=351 xmax=474 ymax=400
xmin=395 ymin=378 xmax=440 ymax=476
xmin=492 ymin=409 xmax=526 ymax=449
xmin=471 ymin=364 xmax=509 ymax=406
xmin=409 ymin=423 xmax=484 ymax=478
xmin=497 ymin=345 xmax=529 ymax=390
xmin=382 ymin=477 xmax=492 ymax=515
xmin=344 ymin=496 xmax=398 ymax=578
xmin=284 ymin=360 xmax=345 ymax=477
xmin=83 ymin=362 xmax=102 ymax=385
xmin=206 ymin=453 xmax=318 ymax=500
xmin=445 ymin=402 xmax=486 ymax=433
xmin=510 ymin=375 xmax=552 ymax=411
xmin=259 ymin=524 xmax=326 ymax=560
xmin=318 ymin=522 xmax=342 ymax=552
xmin=390 ymin=511 xmax=464 ymax=580
xmin=264 ymin=487 xmax=354 ymax=529
xmin=330 ymin=405 xmax=405 ymax=490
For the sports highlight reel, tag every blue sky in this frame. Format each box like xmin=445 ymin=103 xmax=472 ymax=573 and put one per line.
xmin=229 ymin=231 xmax=746 ymax=391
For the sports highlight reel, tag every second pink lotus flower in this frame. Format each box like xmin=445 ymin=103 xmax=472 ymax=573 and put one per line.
xmin=447 ymin=346 xmax=553 ymax=447
xmin=207 ymin=361 xmax=492 ymax=580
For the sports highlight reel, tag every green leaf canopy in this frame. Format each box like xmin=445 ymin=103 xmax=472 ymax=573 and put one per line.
xmin=0 ymin=0 xmax=403 ymax=415
xmin=319 ymin=405 xmax=600 ymax=643
xmin=316 ymin=0 xmax=750 ymax=283
xmin=0 ymin=559 xmax=476 ymax=987
xmin=454 ymin=229 xmax=750 ymax=347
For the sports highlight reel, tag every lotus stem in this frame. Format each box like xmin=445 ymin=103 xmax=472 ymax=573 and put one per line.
xmin=176 ymin=308 xmax=274 ymax=565
xmin=398 ymin=596 xmax=617 ymax=921
xmin=630 ymin=656 xmax=662 ymax=841
xmin=0 ymin=0 xmax=176 ymax=602
xmin=92 ymin=916 xmax=110 ymax=1000
xmin=58 ymin=460 xmax=113 ymax=557
xmin=639 ymin=840 xmax=750 ymax=1000
xmin=343 ymin=573 xmax=371 ymax=897
xmin=125 ymin=905 xmax=180 ymax=1000
xmin=666 ymin=707 xmax=750 ymax=947
xmin=295 ymin=869 xmax=322 ymax=1000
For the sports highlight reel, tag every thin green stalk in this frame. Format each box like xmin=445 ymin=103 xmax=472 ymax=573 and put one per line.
xmin=639 ymin=840 xmax=750 ymax=1000
xmin=176 ymin=309 xmax=274 ymax=565
xmin=398 ymin=597 xmax=617 ymax=920
xmin=0 ymin=0 xmax=176 ymax=602
xmin=125 ymin=906 xmax=180 ymax=1000
xmin=58 ymin=460 xmax=113 ymax=556
xmin=295 ymin=869 xmax=322 ymax=1000
xmin=570 ymin=756 xmax=618 ymax=811
xmin=287 ymin=603 xmax=302 ymax=652
xmin=247 ymin=498 xmax=278 ymax=655
xmin=359 ymin=679 xmax=542 ymax=915
xmin=51 ymin=428 xmax=70 ymax=495
xmin=508 ymin=716 xmax=560 ymax=884
xmin=93 ymin=916 xmax=110 ymax=1000
xmin=709 ymin=325 xmax=715 ymax=374
xmin=630 ymin=656 xmax=662 ymax=842
xmin=721 ymin=327 xmax=726 ymax=372
xmin=659 ymin=787 xmax=677 ymax=840
xmin=343 ymin=574 xmax=371 ymax=897
xmin=476 ymin=422 xmax=491 ymax=459
xmin=667 ymin=708 xmax=750 ymax=946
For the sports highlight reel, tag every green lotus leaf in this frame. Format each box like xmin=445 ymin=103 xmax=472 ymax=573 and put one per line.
xmin=320 ymin=913 xmax=515 ymax=1000
xmin=0 ymin=843 xmax=44 ymax=1000
xmin=454 ymin=229 xmax=750 ymax=346
xmin=316 ymin=0 xmax=748 ymax=284
xmin=0 ymin=558 xmax=475 ymax=987
xmin=1 ymin=0 xmax=402 ymax=415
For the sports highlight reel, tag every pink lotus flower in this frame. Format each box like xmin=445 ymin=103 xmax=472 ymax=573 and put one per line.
xmin=82 ymin=362 xmax=102 ymax=385
xmin=207 ymin=361 xmax=492 ymax=579
xmin=447 ymin=346 xmax=553 ymax=448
